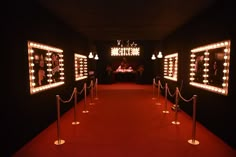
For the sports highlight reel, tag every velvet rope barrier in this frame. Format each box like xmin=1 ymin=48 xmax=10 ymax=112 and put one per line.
xmin=54 ymin=87 xmax=78 ymax=145
xmin=158 ymin=80 xmax=199 ymax=145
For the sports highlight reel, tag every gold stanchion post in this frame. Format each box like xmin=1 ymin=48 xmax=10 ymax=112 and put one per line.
xmin=162 ymin=83 xmax=169 ymax=113
xmin=188 ymin=95 xmax=200 ymax=145
xmin=72 ymin=88 xmax=80 ymax=125
xmin=54 ymin=95 xmax=65 ymax=145
xmin=152 ymin=78 xmax=156 ymax=100
xmin=82 ymin=83 xmax=89 ymax=113
xmin=94 ymin=78 xmax=99 ymax=100
xmin=155 ymin=80 xmax=161 ymax=105
xmin=172 ymin=87 xmax=180 ymax=125
xmin=90 ymin=80 xmax=95 ymax=105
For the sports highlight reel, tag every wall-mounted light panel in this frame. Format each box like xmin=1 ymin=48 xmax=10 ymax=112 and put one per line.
xmin=27 ymin=41 xmax=64 ymax=94
xmin=164 ymin=53 xmax=178 ymax=81
xmin=74 ymin=53 xmax=88 ymax=81
xmin=189 ymin=40 xmax=230 ymax=95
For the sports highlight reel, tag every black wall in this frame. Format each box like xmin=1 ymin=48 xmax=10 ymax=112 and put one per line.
xmin=3 ymin=1 xmax=91 ymax=156
xmin=162 ymin=0 xmax=235 ymax=148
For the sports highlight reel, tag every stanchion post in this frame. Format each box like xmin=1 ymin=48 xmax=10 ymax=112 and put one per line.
xmin=188 ymin=95 xmax=200 ymax=145
xmin=94 ymin=78 xmax=99 ymax=100
xmin=152 ymin=78 xmax=156 ymax=100
xmin=82 ymin=83 xmax=89 ymax=113
xmin=90 ymin=80 xmax=95 ymax=105
xmin=54 ymin=95 xmax=65 ymax=145
xmin=172 ymin=87 xmax=180 ymax=125
xmin=155 ymin=80 xmax=161 ymax=105
xmin=163 ymin=83 xmax=169 ymax=113
xmin=72 ymin=88 xmax=80 ymax=125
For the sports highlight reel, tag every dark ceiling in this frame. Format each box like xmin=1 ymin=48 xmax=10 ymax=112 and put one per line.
xmin=37 ymin=0 xmax=217 ymax=41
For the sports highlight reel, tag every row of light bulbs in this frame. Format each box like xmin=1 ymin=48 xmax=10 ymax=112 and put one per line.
xmin=189 ymin=40 xmax=230 ymax=95
xmin=28 ymin=41 xmax=65 ymax=94
xmin=74 ymin=54 xmax=88 ymax=81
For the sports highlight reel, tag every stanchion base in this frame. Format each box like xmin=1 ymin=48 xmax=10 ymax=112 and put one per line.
xmin=89 ymin=102 xmax=95 ymax=105
xmin=54 ymin=139 xmax=65 ymax=145
xmin=72 ymin=121 xmax=80 ymax=125
xmin=172 ymin=121 xmax=180 ymax=125
xmin=94 ymin=97 xmax=99 ymax=100
xmin=188 ymin=139 xmax=200 ymax=145
xmin=162 ymin=110 xmax=169 ymax=113
xmin=171 ymin=105 xmax=181 ymax=112
xmin=82 ymin=110 xmax=89 ymax=113
xmin=155 ymin=102 xmax=161 ymax=105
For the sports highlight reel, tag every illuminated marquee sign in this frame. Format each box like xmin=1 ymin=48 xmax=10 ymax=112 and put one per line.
xmin=74 ymin=53 xmax=88 ymax=81
xmin=111 ymin=47 xmax=140 ymax=56
xmin=27 ymin=41 xmax=65 ymax=94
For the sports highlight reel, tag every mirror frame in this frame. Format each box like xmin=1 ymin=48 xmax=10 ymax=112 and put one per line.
xmin=74 ymin=53 xmax=88 ymax=81
xmin=189 ymin=40 xmax=231 ymax=95
xmin=164 ymin=53 xmax=178 ymax=81
xmin=27 ymin=41 xmax=65 ymax=94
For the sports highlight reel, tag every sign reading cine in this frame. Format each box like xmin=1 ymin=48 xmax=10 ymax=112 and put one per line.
xmin=111 ymin=47 xmax=140 ymax=56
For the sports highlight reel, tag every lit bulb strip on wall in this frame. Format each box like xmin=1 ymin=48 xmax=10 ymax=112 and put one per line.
xmin=164 ymin=53 xmax=178 ymax=81
xmin=74 ymin=53 xmax=88 ymax=81
xmin=111 ymin=47 xmax=140 ymax=56
xmin=189 ymin=40 xmax=230 ymax=95
xmin=28 ymin=41 xmax=64 ymax=94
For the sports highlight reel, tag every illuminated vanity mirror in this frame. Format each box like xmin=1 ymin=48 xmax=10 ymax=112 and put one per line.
xmin=74 ymin=53 xmax=88 ymax=81
xmin=164 ymin=53 xmax=178 ymax=81
xmin=189 ymin=40 xmax=230 ymax=95
xmin=28 ymin=41 xmax=65 ymax=94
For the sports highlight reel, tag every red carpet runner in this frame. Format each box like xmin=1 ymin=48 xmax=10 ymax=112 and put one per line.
xmin=13 ymin=83 xmax=236 ymax=157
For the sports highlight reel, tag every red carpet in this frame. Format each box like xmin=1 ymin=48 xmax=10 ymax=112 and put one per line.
xmin=13 ymin=83 xmax=236 ymax=157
